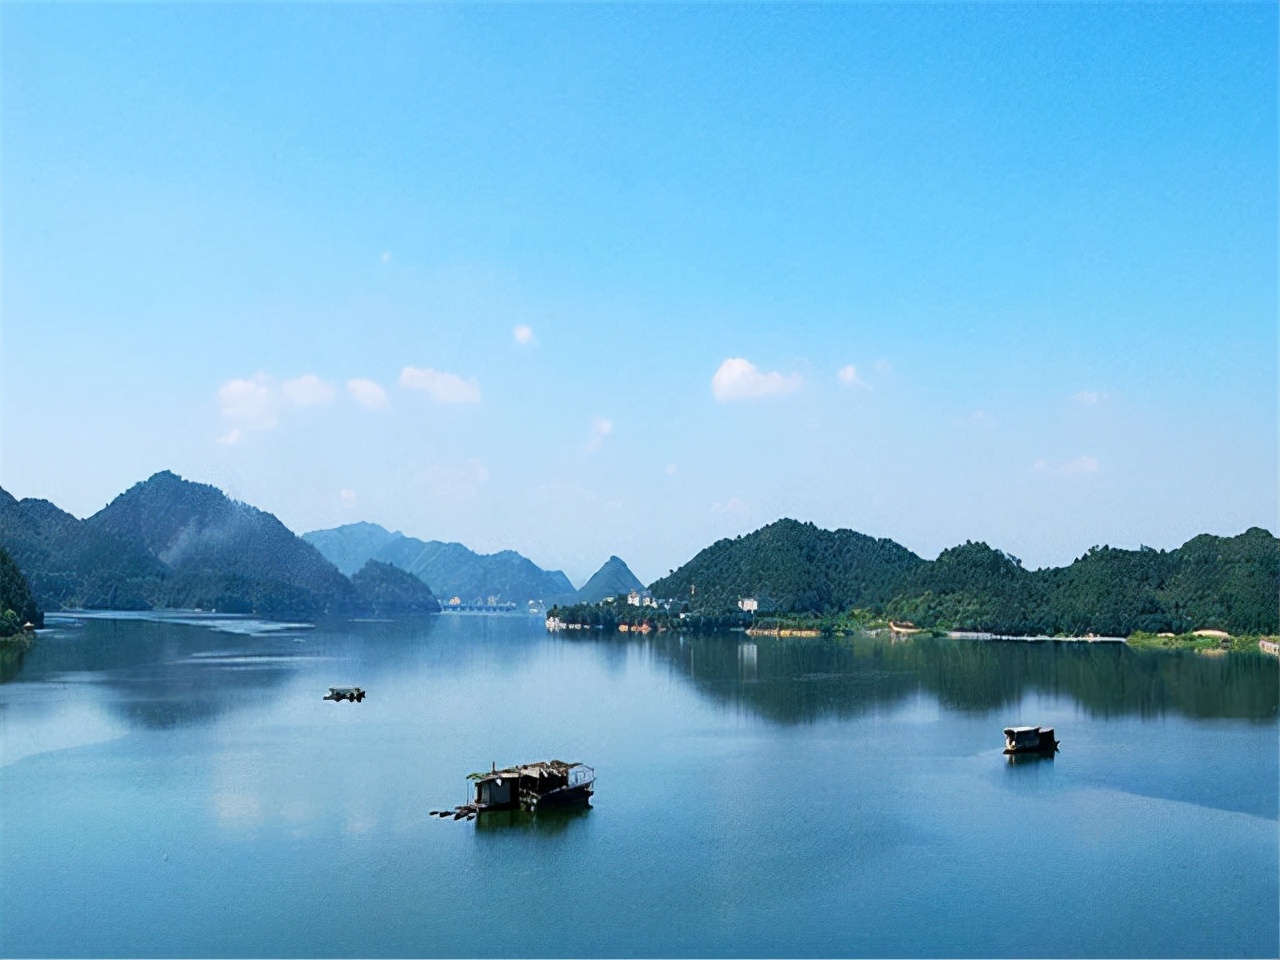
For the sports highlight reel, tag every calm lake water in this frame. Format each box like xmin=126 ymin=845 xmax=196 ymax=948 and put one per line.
xmin=1 ymin=613 xmax=1276 ymax=958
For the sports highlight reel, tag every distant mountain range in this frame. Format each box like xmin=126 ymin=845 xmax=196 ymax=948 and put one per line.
xmin=2 ymin=471 xmax=1273 ymax=636
xmin=302 ymin=522 xmax=580 ymax=605
xmin=0 ymin=471 xmax=602 ymax=618
xmin=650 ymin=519 xmax=1280 ymax=636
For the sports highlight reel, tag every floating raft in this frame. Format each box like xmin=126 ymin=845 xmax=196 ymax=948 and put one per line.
xmin=323 ymin=687 xmax=366 ymax=702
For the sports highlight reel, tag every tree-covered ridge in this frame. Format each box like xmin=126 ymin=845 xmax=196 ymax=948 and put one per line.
xmin=351 ymin=560 xmax=442 ymax=615
xmin=650 ymin=521 xmax=1279 ymax=636
xmin=0 ymin=473 xmax=371 ymax=619
xmin=648 ymin=519 xmax=926 ymax=615
xmin=0 ymin=546 xmax=41 ymax=636
xmin=574 ymin=556 xmax=644 ymax=604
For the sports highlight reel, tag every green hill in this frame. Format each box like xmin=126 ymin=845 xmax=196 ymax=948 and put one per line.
xmin=575 ymin=556 xmax=644 ymax=604
xmin=651 ymin=520 xmax=1279 ymax=637
xmin=351 ymin=560 xmax=441 ymax=615
xmin=648 ymin=518 xmax=926 ymax=614
xmin=0 ymin=473 xmax=371 ymax=619
xmin=87 ymin=471 xmax=365 ymax=617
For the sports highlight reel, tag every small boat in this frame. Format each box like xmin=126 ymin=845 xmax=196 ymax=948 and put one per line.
xmin=323 ymin=687 xmax=366 ymax=702
xmin=1003 ymin=725 xmax=1058 ymax=755
xmin=432 ymin=760 xmax=595 ymax=820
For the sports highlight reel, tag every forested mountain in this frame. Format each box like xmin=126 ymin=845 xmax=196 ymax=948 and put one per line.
xmin=648 ymin=519 xmax=926 ymax=614
xmin=88 ymin=472 xmax=365 ymax=617
xmin=0 ymin=546 xmax=41 ymax=635
xmin=0 ymin=487 xmax=170 ymax=610
xmin=351 ymin=560 xmax=441 ymax=615
xmin=653 ymin=520 xmax=1279 ymax=636
xmin=575 ymin=556 xmax=644 ymax=604
xmin=305 ymin=522 xmax=576 ymax=604
xmin=0 ymin=473 xmax=367 ymax=618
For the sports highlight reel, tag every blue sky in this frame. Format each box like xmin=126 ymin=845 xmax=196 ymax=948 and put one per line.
xmin=2 ymin=4 xmax=1275 ymax=585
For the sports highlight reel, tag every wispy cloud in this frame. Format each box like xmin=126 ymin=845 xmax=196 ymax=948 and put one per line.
xmin=217 ymin=374 xmax=278 ymax=440
xmin=513 ymin=325 xmax=536 ymax=346
xmin=348 ymin=378 xmax=390 ymax=410
xmin=1062 ymin=454 xmax=1100 ymax=474
xmin=216 ymin=372 xmax=344 ymax=443
xmin=837 ymin=364 xmax=872 ymax=390
xmin=281 ymin=374 xmax=336 ymax=407
xmin=587 ymin=416 xmax=613 ymax=452
xmin=1074 ymin=390 xmax=1102 ymax=406
xmin=399 ymin=366 xmax=481 ymax=404
xmin=711 ymin=358 xmax=802 ymax=402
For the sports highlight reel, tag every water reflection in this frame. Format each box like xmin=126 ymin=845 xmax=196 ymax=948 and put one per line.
xmin=473 ymin=806 xmax=592 ymax=834
xmin=573 ymin=632 xmax=1279 ymax=724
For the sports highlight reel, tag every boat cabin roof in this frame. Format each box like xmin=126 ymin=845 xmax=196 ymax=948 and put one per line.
xmin=1004 ymin=726 xmax=1041 ymax=735
xmin=468 ymin=760 xmax=588 ymax=784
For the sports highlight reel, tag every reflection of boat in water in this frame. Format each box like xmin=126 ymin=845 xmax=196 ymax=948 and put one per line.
xmin=431 ymin=760 xmax=595 ymax=821
xmin=1003 ymin=725 xmax=1059 ymax=756
xmin=473 ymin=804 xmax=592 ymax=832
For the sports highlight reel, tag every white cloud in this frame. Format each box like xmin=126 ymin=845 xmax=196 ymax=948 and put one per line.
xmin=381 ymin=251 xmax=392 ymax=263
xmin=837 ymin=364 xmax=872 ymax=390
xmin=1062 ymin=454 xmax=1100 ymax=475
xmin=587 ymin=416 xmax=613 ymax=452
xmin=513 ymin=325 xmax=536 ymax=346
xmin=281 ymin=374 xmax=336 ymax=407
xmin=1074 ymin=390 xmax=1102 ymax=406
xmin=399 ymin=366 xmax=481 ymax=404
xmin=340 ymin=488 xmax=357 ymax=505
xmin=216 ymin=374 xmax=279 ymax=443
xmin=347 ymin=378 xmax=390 ymax=410
xmin=711 ymin=358 xmax=802 ymax=402
xmin=665 ymin=463 xmax=678 ymax=476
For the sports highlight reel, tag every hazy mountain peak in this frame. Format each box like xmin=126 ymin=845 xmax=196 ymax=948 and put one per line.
xmin=575 ymin=555 xmax=644 ymax=604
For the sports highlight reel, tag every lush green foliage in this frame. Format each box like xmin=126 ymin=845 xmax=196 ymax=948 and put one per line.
xmin=648 ymin=519 xmax=926 ymax=615
xmin=0 ymin=545 xmax=41 ymax=636
xmin=649 ymin=520 xmax=1279 ymax=637
xmin=351 ymin=560 xmax=442 ymax=614
xmin=0 ymin=472 xmax=371 ymax=618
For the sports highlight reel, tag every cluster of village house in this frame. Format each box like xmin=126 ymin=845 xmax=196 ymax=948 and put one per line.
xmin=621 ymin=590 xmax=760 ymax=612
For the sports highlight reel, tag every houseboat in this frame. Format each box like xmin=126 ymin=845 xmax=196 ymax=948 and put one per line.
xmin=431 ymin=760 xmax=595 ymax=820
xmin=1003 ymin=725 xmax=1059 ymax=755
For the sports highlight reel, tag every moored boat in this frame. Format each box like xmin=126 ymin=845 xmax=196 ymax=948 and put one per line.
xmin=1003 ymin=725 xmax=1058 ymax=755
xmin=431 ymin=760 xmax=595 ymax=820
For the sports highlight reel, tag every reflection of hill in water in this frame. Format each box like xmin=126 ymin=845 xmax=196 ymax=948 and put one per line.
xmin=582 ymin=633 xmax=1279 ymax=724
xmin=0 ymin=641 xmax=28 ymax=683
